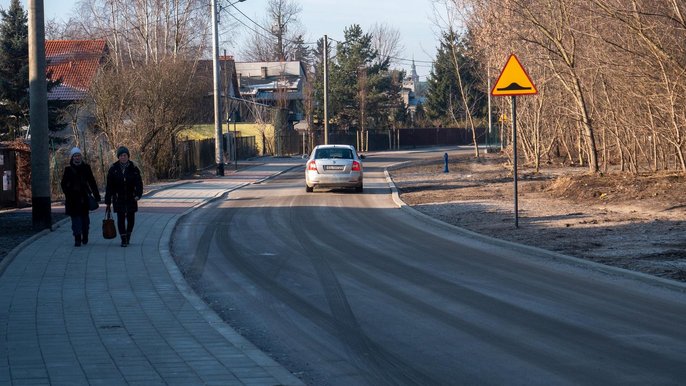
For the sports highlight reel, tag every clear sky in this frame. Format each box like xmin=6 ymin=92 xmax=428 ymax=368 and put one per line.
xmin=2 ymin=0 xmax=441 ymax=80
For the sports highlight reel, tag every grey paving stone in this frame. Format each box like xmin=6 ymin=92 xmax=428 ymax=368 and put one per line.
xmin=1 ymin=161 xmax=305 ymax=386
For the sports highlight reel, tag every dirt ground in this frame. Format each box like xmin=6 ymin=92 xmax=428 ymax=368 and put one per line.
xmin=388 ymin=153 xmax=686 ymax=283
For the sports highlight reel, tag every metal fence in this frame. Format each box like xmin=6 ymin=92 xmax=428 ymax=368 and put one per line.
xmin=305 ymin=127 xmax=487 ymax=152
xmin=394 ymin=127 xmax=487 ymax=149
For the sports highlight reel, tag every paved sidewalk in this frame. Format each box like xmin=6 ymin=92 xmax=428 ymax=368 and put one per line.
xmin=0 ymin=158 xmax=304 ymax=385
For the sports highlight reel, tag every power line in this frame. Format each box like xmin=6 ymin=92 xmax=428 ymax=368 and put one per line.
xmin=222 ymin=3 xmax=434 ymax=66
xmin=224 ymin=2 xmax=272 ymax=36
xmin=324 ymin=37 xmax=434 ymax=64
xmin=389 ymin=56 xmax=433 ymax=64
xmin=221 ymin=5 xmax=319 ymax=52
xmin=222 ymin=10 xmax=270 ymax=40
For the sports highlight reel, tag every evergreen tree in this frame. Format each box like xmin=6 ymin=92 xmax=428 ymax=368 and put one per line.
xmin=0 ymin=0 xmax=29 ymax=140
xmin=364 ymin=67 xmax=406 ymax=130
xmin=0 ymin=0 xmax=67 ymax=141
xmin=311 ymin=25 xmax=407 ymax=137
xmin=385 ymin=69 xmax=408 ymax=128
xmin=327 ymin=24 xmax=405 ymax=132
xmin=424 ymin=29 xmax=486 ymax=127
xmin=457 ymin=30 xmax=487 ymax=122
xmin=289 ymin=35 xmax=311 ymax=65
xmin=424 ymin=30 xmax=459 ymax=126
xmin=311 ymin=36 xmax=328 ymax=127
xmin=328 ymin=24 xmax=375 ymax=130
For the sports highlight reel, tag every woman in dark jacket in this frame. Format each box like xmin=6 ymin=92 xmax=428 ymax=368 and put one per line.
xmin=105 ymin=146 xmax=144 ymax=247
xmin=61 ymin=147 xmax=101 ymax=247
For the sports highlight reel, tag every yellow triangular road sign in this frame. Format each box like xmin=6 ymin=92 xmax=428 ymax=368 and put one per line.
xmin=491 ymin=54 xmax=537 ymax=96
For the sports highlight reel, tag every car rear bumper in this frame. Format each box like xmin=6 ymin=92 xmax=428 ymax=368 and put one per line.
xmin=306 ymin=172 xmax=362 ymax=188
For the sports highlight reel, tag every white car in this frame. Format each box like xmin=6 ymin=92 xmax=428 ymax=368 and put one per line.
xmin=305 ymin=144 xmax=364 ymax=193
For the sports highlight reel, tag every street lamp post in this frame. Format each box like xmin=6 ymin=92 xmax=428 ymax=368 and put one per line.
xmin=212 ymin=0 xmax=245 ymax=176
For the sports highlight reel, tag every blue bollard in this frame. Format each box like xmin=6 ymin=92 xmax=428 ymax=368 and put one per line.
xmin=443 ymin=152 xmax=449 ymax=173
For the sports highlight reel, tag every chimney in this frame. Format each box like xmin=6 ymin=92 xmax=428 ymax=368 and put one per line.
xmin=261 ymin=66 xmax=268 ymax=79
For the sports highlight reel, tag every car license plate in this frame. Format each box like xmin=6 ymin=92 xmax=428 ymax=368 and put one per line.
xmin=325 ymin=165 xmax=344 ymax=170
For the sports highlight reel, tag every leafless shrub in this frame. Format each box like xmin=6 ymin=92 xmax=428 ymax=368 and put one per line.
xmin=88 ymin=59 xmax=205 ymax=180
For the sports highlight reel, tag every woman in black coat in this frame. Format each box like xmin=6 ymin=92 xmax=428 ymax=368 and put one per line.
xmin=105 ymin=146 xmax=143 ymax=247
xmin=60 ymin=147 xmax=101 ymax=247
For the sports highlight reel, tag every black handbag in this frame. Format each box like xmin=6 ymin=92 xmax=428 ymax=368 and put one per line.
xmin=88 ymin=194 xmax=99 ymax=211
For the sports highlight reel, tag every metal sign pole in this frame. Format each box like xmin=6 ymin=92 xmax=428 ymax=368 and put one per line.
xmin=512 ymin=96 xmax=518 ymax=228
xmin=491 ymin=53 xmax=537 ymax=229
xmin=234 ymin=115 xmax=238 ymax=171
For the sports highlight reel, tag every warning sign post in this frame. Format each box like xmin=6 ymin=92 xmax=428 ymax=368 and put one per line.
xmin=491 ymin=54 xmax=537 ymax=228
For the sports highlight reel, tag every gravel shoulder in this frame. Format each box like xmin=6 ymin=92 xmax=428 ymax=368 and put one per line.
xmin=388 ymin=152 xmax=686 ymax=282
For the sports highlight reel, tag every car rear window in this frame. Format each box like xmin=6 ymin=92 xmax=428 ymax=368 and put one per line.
xmin=315 ymin=148 xmax=353 ymax=159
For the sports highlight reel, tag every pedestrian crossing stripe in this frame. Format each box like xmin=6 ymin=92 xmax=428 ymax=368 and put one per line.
xmin=491 ymin=54 xmax=538 ymax=96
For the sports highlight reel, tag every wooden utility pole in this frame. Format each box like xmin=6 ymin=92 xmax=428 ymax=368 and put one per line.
xmin=211 ymin=0 xmax=224 ymax=175
xmin=28 ymin=0 xmax=51 ymax=230
xmin=323 ymin=35 xmax=329 ymax=145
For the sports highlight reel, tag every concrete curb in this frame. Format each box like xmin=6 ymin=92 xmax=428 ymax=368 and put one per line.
xmin=384 ymin=162 xmax=686 ymax=293
xmin=157 ymin=184 xmax=305 ymax=385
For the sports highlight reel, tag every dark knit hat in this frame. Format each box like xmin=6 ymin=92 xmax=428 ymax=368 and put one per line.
xmin=116 ymin=146 xmax=130 ymax=157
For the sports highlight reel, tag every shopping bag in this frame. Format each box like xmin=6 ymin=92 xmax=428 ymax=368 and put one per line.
xmin=102 ymin=209 xmax=117 ymax=239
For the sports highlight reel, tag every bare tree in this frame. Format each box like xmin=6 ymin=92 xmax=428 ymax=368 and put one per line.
xmin=589 ymin=0 xmax=686 ymax=172
xmin=370 ymin=23 xmax=403 ymax=67
xmin=460 ymin=0 xmax=686 ymax=175
xmin=508 ymin=0 xmax=599 ymax=172
xmin=73 ymin=0 xmax=211 ymax=66
xmin=239 ymin=0 xmax=304 ymax=62
xmin=88 ymin=59 xmax=205 ymax=179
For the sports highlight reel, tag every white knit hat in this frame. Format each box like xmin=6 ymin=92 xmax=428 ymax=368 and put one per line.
xmin=70 ymin=147 xmax=82 ymax=157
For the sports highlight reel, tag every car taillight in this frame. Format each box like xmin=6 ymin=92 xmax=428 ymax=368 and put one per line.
xmin=352 ymin=161 xmax=361 ymax=171
xmin=307 ymin=160 xmax=318 ymax=171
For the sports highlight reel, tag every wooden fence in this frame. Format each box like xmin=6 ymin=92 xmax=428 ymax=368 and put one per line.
xmin=173 ymin=135 xmax=257 ymax=177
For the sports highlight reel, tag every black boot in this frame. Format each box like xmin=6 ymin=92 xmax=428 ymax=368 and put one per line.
xmin=126 ymin=232 xmax=132 ymax=245
xmin=74 ymin=234 xmax=82 ymax=247
xmin=82 ymin=233 xmax=89 ymax=245
xmin=120 ymin=234 xmax=128 ymax=247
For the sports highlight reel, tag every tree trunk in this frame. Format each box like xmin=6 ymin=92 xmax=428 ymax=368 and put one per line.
xmin=572 ymin=77 xmax=598 ymax=172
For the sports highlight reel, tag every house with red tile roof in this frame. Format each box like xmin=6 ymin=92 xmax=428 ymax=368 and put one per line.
xmin=44 ymin=40 xmax=243 ymax=122
xmin=45 ymin=40 xmax=109 ymax=102
xmin=43 ymin=40 xmax=247 ymax=151
xmin=43 ymin=40 xmax=110 ymax=146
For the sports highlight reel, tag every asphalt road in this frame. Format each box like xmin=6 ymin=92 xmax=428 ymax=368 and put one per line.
xmin=172 ymin=149 xmax=686 ymax=386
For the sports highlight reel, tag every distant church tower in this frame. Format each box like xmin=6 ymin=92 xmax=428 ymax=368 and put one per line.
xmin=410 ymin=59 xmax=419 ymax=92
xmin=401 ymin=58 xmax=421 ymax=120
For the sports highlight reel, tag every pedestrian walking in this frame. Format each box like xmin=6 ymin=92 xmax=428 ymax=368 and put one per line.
xmin=105 ymin=146 xmax=143 ymax=247
xmin=60 ymin=147 xmax=101 ymax=247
